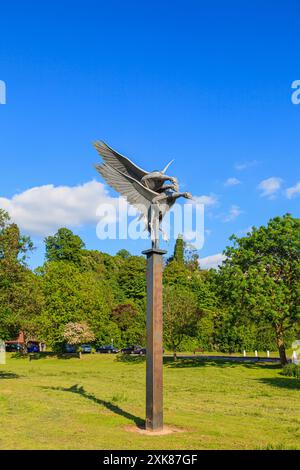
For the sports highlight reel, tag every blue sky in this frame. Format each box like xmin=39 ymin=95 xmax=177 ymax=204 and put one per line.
xmin=0 ymin=0 xmax=299 ymax=269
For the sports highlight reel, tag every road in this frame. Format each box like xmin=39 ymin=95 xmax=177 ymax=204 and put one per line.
xmin=163 ymin=354 xmax=281 ymax=363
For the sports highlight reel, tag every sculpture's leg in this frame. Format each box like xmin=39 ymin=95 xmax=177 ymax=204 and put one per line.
xmin=160 ymin=227 xmax=169 ymax=242
xmin=142 ymin=247 xmax=167 ymax=431
xmin=149 ymin=203 xmax=160 ymax=248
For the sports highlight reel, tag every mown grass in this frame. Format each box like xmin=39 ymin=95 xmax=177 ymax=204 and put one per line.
xmin=0 ymin=354 xmax=299 ymax=450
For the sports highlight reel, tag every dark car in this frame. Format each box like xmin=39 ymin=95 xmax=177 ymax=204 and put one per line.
xmin=96 ymin=345 xmax=119 ymax=354
xmin=81 ymin=344 xmax=92 ymax=354
xmin=27 ymin=341 xmax=40 ymax=353
xmin=5 ymin=343 xmax=25 ymax=353
xmin=121 ymin=345 xmax=145 ymax=355
xmin=65 ymin=344 xmax=77 ymax=353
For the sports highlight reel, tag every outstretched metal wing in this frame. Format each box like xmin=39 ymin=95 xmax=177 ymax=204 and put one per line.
xmin=95 ymin=163 xmax=157 ymax=219
xmin=94 ymin=141 xmax=147 ymax=182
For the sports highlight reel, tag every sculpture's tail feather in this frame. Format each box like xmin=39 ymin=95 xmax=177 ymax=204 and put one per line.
xmin=161 ymin=159 xmax=174 ymax=174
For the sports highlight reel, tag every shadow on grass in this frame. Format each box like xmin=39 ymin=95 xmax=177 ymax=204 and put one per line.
xmin=164 ymin=357 xmax=281 ymax=371
xmin=0 ymin=371 xmax=20 ymax=379
xmin=30 ymin=352 xmax=81 ymax=360
xmin=42 ymin=384 xmax=144 ymax=427
xmin=115 ymin=354 xmax=146 ymax=364
xmin=10 ymin=353 xmax=28 ymax=360
xmin=115 ymin=355 xmax=281 ymax=371
xmin=258 ymin=377 xmax=300 ymax=390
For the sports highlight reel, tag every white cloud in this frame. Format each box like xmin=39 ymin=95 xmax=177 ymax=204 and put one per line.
xmin=222 ymin=205 xmax=243 ymax=222
xmin=258 ymin=177 xmax=283 ymax=198
xmin=286 ymin=182 xmax=300 ymax=199
xmin=193 ymin=194 xmax=218 ymax=207
xmin=200 ymin=253 xmax=226 ymax=270
xmin=0 ymin=180 xmax=118 ymax=237
xmin=235 ymin=160 xmax=259 ymax=171
xmin=224 ymin=177 xmax=241 ymax=187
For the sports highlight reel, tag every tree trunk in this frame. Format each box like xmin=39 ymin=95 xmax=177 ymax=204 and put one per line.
xmin=275 ymin=326 xmax=288 ymax=366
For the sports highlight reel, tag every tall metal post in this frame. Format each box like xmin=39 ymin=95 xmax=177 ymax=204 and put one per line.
xmin=142 ymin=248 xmax=166 ymax=431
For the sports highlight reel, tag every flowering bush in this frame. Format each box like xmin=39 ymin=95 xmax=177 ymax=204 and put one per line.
xmin=63 ymin=322 xmax=95 ymax=346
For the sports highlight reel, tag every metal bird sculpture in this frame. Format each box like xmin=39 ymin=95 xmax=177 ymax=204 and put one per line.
xmin=94 ymin=141 xmax=179 ymax=192
xmin=95 ymin=161 xmax=193 ymax=248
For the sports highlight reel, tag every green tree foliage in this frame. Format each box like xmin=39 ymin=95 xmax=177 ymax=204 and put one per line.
xmin=190 ymin=270 xmax=220 ymax=351
xmin=45 ymin=228 xmax=85 ymax=264
xmin=217 ymin=214 xmax=300 ymax=365
xmin=117 ymin=255 xmax=146 ymax=303
xmin=163 ymin=260 xmax=191 ymax=287
xmin=0 ymin=211 xmax=42 ymax=341
xmin=0 ymin=209 xmax=33 ymax=263
xmin=116 ymin=249 xmax=131 ymax=259
xmin=167 ymin=235 xmax=199 ymax=270
xmin=165 ymin=242 xmax=221 ymax=352
xmin=81 ymin=250 xmax=125 ymax=303
xmin=164 ymin=285 xmax=200 ymax=359
xmin=39 ymin=261 xmax=113 ymax=349
xmin=185 ymin=244 xmax=200 ymax=272
xmin=173 ymin=235 xmax=185 ymax=264
xmin=111 ymin=301 xmax=146 ymax=346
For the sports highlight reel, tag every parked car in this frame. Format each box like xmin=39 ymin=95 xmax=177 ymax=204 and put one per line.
xmin=121 ymin=345 xmax=146 ymax=355
xmin=81 ymin=344 xmax=92 ymax=354
xmin=96 ymin=345 xmax=119 ymax=354
xmin=64 ymin=344 xmax=77 ymax=353
xmin=27 ymin=341 xmax=40 ymax=353
xmin=5 ymin=343 xmax=25 ymax=353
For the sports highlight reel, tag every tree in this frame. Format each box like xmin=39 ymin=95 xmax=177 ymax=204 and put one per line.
xmin=117 ymin=255 xmax=146 ymax=303
xmin=0 ymin=268 xmax=44 ymax=341
xmin=167 ymin=236 xmax=200 ymax=272
xmin=218 ymin=214 xmax=300 ymax=365
xmin=163 ymin=285 xmax=200 ymax=360
xmin=116 ymin=249 xmax=131 ymax=259
xmin=63 ymin=322 xmax=95 ymax=346
xmin=80 ymin=250 xmax=125 ymax=303
xmin=163 ymin=260 xmax=191 ymax=287
xmin=190 ymin=270 xmax=220 ymax=351
xmin=185 ymin=243 xmax=200 ymax=272
xmin=111 ymin=301 xmax=146 ymax=346
xmin=45 ymin=228 xmax=85 ymax=264
xmin=111 ymin=301 xmax=139 ymax=331
xmin=173 ymin=235 xmax=185 ymax=264
xmin=0 ymin=209 xmax=33 ymax=264
xmin=39 ymin=261 xmax=113 ymax=349
xmin=0 ymin=210 xmax=41 ymax=341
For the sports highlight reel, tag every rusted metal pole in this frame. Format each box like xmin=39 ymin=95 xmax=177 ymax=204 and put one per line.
xmin=142 ymin=248 xmax=166 ymax=431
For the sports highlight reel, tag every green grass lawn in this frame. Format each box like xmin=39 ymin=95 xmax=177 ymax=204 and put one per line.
xmin=0 ymin=354 xmax=299 ymax=450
